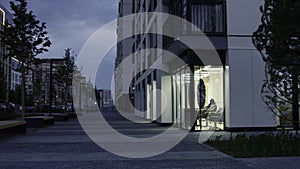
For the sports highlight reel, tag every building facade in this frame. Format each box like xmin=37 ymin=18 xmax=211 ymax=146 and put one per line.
xmin=115 ymin=0 xmax=135 ymax=112
xmin=37 ymin=58 xmax=69 ymax=105
xmin=0 ymin=4 xmax=15 ymax=101
xmin=11 ymin=57 xmax=22 ymax=90
xmin=73 ymin=69 xmax=96 ymax=111
xmin=98 ymin=89 xmax=112 ymax=109
xmin=116 ymin=0 xmax=284 ymax=131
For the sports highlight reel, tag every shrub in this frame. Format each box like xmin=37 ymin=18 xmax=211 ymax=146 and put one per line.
xmin=206 ymin=132 xmax=300 ymax=158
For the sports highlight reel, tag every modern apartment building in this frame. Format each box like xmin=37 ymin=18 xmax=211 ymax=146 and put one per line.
xmin=11 ymin=57 xmax=22 ymax=90
xmin=116 ymin=0 xmax=284 ymax=131
xmin=0 ymin=4 xmax=14 ymax=101
xmin=115 ymin=0 xmax=135 ymax=112
xmin=37 ymin=58 xmax=70 ymax=105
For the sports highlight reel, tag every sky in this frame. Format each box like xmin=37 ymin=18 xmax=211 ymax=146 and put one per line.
xmin=1 ymin=0 xmax=118 ymax=89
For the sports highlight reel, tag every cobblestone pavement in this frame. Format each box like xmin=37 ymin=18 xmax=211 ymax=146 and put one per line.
xmin=0 ymin=111 xmax=266 ymax=169
xmin=239 ymin=157 xmax=300 ymax=169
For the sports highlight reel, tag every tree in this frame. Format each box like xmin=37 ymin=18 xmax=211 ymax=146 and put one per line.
xmin=9 ymin=85 xmax=22 ymax=105
xmin=253 ymin=0 xmax=300 ymax=130
xmin=56 ymin=48 xmax=76 ymax=113
xmin=0 ymin=0 xmax=51 ymax=120
xmin=32 ymin=58 xmax=42 ymax=105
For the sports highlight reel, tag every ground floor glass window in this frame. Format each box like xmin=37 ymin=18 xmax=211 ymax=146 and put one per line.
xmin=172 ymin=65 xmax=224 ymax=131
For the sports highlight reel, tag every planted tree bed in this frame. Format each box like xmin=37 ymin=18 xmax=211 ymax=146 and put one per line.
xmin=25 ymin=116 xmax=54 ymax=128
xmin=51 ymin=113 xmax=69 ymax=121
xmin=206 ymin=132 xmax=300 ymax=158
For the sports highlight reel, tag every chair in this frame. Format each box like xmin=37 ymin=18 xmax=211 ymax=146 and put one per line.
xmin=207 ymin=108 xmax=224 ymax=129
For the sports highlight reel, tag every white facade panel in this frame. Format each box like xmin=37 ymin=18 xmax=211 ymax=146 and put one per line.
xmin=151 ymin=81 xmax=157 ymax=121
xmin=227 ymin=0 xmax=264 ymax=35
xmin=159 ymin=76 xmax=172 ymax=123
xmin=227 ymin=49 xmax=276 ymax=128
xmin=252 ymin=50 xmax=276 ymax=127
xmin=228 ymin=49 xmax=253 ymax=127
xmin=146 ymin=84 xmax=151 ymax=120
xmin=228 ymin=37 xmax=256 ymax=50
xmin=226 ymin=0 xmax=276 ymax=129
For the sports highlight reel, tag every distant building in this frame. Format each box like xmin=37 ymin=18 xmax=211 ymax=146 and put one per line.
xmin=21 ymin=58 xmax=72 ymax=105
xmin=73 ymin=69 xmax=96 ymax=110
xmin=37 ymin=58 xmax=67 ymax=105
xmin=98 ymin=89 xmax=112 ymax=109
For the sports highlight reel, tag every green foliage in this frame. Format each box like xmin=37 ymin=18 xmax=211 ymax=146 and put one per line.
xmin=252 ymin=0 xmax=300 ymax=129
xmin=0 ymin=0 xmax=51 ymax=120
xmin=26 ymin=94 xmax=35 ymax=106
xmin=32 ymin=58 xmax=43 ymax=103
xmin=56 ymin=48 xmax=76 ymax=111
xmin=56 ymin=48 xmax=75 ymax=89
xmin=1 ymin=0 xmax=51 ymax=63
xmin=8 ymin=85 xmax=22 ymax=105
xmin=206 ymin=132 xmax=300 ymax=158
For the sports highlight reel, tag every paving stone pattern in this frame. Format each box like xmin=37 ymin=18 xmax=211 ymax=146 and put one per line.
xmin=0 ymin=111 xmax=294 ymax=169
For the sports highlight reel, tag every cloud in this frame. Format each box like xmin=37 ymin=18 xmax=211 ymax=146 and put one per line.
xmin=2 ymin=0 xmax=118 ymax=58
xmin=1 ymin=0 xmax=118 ymax=89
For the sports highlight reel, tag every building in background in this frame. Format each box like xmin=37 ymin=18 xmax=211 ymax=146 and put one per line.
xmin=116 ymin=0 xmax=280 ymax=131
xmin=0 ymin=4 xmax=14 ymax=102
xmin=1 ymin=4 xmax=76 ymax=109
xmin=72 ymin=69 xmax=97 ymax=111
xmin=98 ymin=89 xmax=112 ymax=110
xmin=36 ymin=58 xmax=73 ymax=105
xmin=10 ymin=57 xmax=21 ymax=90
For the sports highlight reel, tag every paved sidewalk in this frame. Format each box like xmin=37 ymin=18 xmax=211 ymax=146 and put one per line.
xmin=0 ymin=111 xmax=297 ymax=168
xmin=239 ymin=157 xmax=300 ymax=169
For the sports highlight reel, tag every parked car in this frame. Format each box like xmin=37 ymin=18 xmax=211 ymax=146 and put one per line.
xmin=24 ymin=106 xmax=35 ymax=113
xmin=0 ymin=102 xmax=17 ymax=113
xmin=67 ymin=103 xmax=74 ymax=112
xmin=56 ymin=105 xmax=65 ymax=112
xmin=0 ymin=103 xmax=7 ymax=112
xmin=38 ymin=104 xmax=50 ymax=113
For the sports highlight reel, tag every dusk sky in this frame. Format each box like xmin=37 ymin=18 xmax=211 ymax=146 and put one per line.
xmin=1 ymin=0 xmax=118 ymax=89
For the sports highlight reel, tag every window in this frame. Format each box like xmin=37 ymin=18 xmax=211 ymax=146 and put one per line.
xmin=194 ymin=65 xmax=224 ymax=130
xmin=0 ymin=9 xmax=4 ymax=25
xmin=132 ymin=0 xmax=135 ymax=13
xmin=168 ymin=0 xmax=188 ymax=19
xmin=0 ymin=14 xmax=3 ymax=25
xmin=132 ymin=45 xmax=135 ymax=64
xmin=191 ymin=4 xmax=225 ymax=33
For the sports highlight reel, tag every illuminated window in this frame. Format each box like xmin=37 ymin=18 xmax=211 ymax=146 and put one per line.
xmin=0 ymin=8 xmax=5 ymax=25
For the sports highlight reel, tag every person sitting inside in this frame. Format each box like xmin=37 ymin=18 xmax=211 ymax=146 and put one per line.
xmin=199 ymin=99 xmax=217 ymax=118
